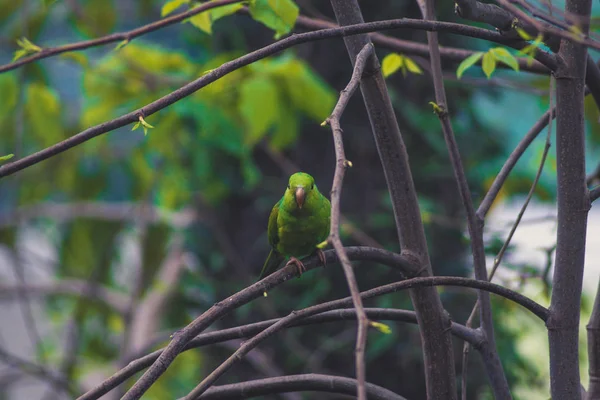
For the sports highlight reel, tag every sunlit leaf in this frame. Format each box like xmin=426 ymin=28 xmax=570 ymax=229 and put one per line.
xmin=13 ymin=37 xmax=42 ymax=61
xmin=211 ymin=2 xmax=244 ymax=21
xmin=456 ymin=52 xmax=483 ymax=79
xmin=161 ymin=0 xmax=189 ymax=17
xmin=482 ymin=51 xmax=497 ymax=78
xmin=0 ymin=154 xmax=14 ymax=162
xmin=239 ymin=77 xmax=280 ymax=145
xmin=403 ymin=56 xmax=423 ymax=75
xmin=248 ymin=0 xmax=299 ymax=39
xmin=188 ymin=5 xmax=213 ymax=34
xmin=490 ymin=47 xmax=519 ymax=72
xmin=382 ymin=53 xmax=404 ymax=78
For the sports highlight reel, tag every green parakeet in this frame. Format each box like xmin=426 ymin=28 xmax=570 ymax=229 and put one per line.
xmin=258 ymin=172 xmax=331 ymax=280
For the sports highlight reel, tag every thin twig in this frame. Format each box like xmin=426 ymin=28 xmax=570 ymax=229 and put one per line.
xmin=477 ymin=107 xmax=556 ymax=219
xmin=322 ymin=42 xmax=374 ymax=400
xmin=0 ymin=18 xmax=558 ymax=179
xmin=0 ymin=0 xmax=245 ymax=74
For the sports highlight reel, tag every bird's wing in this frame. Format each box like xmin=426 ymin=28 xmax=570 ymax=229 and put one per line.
xmin=267 ymin=197 xmax=282 ymax=248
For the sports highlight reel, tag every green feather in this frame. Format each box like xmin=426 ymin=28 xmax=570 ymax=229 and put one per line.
xmin=258 ymin=172 xmax=331 ymax=280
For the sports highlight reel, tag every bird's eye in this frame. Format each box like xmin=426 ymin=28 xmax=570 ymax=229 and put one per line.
xmin=311 ymin=184 xmax=314 ymax=189
xmin=287 ymin=185 xmax=291 ymax=189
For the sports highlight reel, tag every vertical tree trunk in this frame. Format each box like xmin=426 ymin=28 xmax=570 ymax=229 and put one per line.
xmin=328 ymin=1 xmax=457 ymax=398
xmin=549 ymin=0 xmax=592 ymax=397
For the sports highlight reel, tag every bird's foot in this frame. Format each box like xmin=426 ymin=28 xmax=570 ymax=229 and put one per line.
xmin=286 ymin=257 xmax=306 ymax=278
xmin=316 ymin=249 xmax=327 ymax=268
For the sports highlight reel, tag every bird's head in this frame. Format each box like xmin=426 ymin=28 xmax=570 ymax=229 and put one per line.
xmin=286 ymin=172 xmax=316 ymax=209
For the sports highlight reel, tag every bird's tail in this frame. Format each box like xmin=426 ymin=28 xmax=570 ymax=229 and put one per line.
xmin=258 ymin=249 xmax=284 ymax=281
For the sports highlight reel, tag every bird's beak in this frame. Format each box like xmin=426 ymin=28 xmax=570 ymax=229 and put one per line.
xmin=295 ymin=187 xmax=305 ymax=209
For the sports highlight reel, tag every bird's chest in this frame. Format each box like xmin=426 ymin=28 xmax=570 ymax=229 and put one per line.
xmin=276 ymin=210 xmax=324 ymax=257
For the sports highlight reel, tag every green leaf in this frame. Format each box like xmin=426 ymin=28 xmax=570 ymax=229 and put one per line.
xmin=403 ymin=56 xmax=423 ymax=75
xmin=490 ymin=47 xmax=519 ymax=72
xmin=60 ymin=52 xmax=89 ymax=68
xmin=115 ymin=39 xmax=129 ymax=51
xmin=161 ymin=0 xmax=189 ymax=17
xmin=239 ymin=77 xmax=280 ymax=145
xmin=0 ymin=154 xmax=14 ymax=163
xmin=188 ymin=6 xmax=213 ymax=34
xmin=248 ymin=0 xmax=299 ymax=39
xmin=211 ymin=2 xmax=244 ymax=21
xmin=13 ymin=37 xmax=42 ymax=61
xmin=382 ymin=53 xmax=404 ymax=78
xmin=370 ymin=321 xmax=392 ymax=334
xmin=456 ymin=52 xmax=483 ymax=79
xmin=482 ymin=51 xmax=497 ymax=78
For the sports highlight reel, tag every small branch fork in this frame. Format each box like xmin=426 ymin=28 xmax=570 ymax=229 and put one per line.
xmin=321 ymin=43 xmax=374 ymax=400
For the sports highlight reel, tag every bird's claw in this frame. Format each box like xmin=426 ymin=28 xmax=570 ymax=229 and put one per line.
xmin=317 ymin=249 xmax=327 ymax=268
xmin=286 ymin=257 xmax=306 ymax=278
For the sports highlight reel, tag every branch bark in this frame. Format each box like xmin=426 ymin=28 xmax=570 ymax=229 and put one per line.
xmin=0 ymin=18 xmax=557 ymax=179
xmin=84 ymin=246 xmax=546 ymax=400
xmin=548 ymin=0 xmax=592 ymax=396
xmin=197 ymin=374 xmax=405 ymax=400
xmin=418 ymin=0 xmax=509 ymax=396
xmin=327 ymin=2 xmax=457 ymax=398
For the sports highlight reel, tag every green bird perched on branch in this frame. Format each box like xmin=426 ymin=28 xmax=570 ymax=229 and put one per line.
xmin=259 ymin=172 xmax=331 ymax=281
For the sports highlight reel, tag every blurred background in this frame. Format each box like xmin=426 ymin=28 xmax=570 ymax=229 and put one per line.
xmin=0 ymin=0 xmax=599 ymax=399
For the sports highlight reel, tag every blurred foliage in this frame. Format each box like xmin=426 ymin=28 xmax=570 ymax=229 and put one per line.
xmin=0 ymin=0 xmax=598 ymax=399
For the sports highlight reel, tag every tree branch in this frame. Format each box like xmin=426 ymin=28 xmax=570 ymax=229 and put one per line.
xmin=197 ymin=374 xmax=405 ymax=400
xmin=587 ymin=280 xmax=600 ymax=399
xmin=477 ymin=107 xmax=555 ymax=219
xmin=419 ymin=0 xmax=509 ymax=395
xmin=548 ymin=0 xmax=592 ymax=396
xmin=0 ymin=18 xmax=558 ymax=179
xmin=294 ymin=14 xmax=549 ymax=75
xmin=79 ymin=307 xmax=481 ymax=400
xmin=590 ymin=186 xmax=600 ymax=202
xmin=0 ymin=0 xmax=245 ymax=74
xmin=322 ymin=42 xmax=374 ymax=400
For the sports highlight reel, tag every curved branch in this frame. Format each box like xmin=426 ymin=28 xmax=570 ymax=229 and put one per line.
xmin=118 ymin=251 xmax=544 ymax=400
xmin=0 ymin=0 xmax=245 ymax=74
xmin=0 ymin=18 xmax=557 ymax=179
xmin=79 ymin=307 xmax=480 ymax=400
xmin=294 ymin=14 xmax=549 ymax=74
xmin=197 ymin=374 xmax=405 ymax=400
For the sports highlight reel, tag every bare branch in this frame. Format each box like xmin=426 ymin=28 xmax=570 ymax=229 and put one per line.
xmin=322 ymin=42 xmax=374 ymax=400
xmin=587 ymin=280 xmax=600 ymax=399
xmin=198 ymin=374 xmax=405 ymax=400
xmin=87 ymin=272 xmax=545 ymax=400
xmin=419 ymin=0 xmax=509 ymax=395
xmin=0 ymin=18 xmax=558 ymax=180
xmin=294 ymin=14 xmax=549 ymax=74
xmin=0 ymin=0 xmax=245 ymax=74
xmin=591 ymin=186 xmax=600 ymax=202
xmin=79 ymin=306 xmax=481 ymax=400
xmin=548 ymin=0 xmax=592 ymax=396
xmin=477 ymin=108 xmax=555 ymax=219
